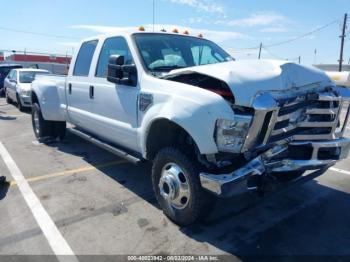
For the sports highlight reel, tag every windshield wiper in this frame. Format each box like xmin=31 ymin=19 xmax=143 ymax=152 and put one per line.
xmin=151 ymin=65 xmax=186 ymax=71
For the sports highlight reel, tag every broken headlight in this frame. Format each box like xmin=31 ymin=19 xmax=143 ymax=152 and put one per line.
xmin=215 ymin=115 xmax=252 ymax=153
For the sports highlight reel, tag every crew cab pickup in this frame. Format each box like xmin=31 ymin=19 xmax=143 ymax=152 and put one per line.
xmin=31 ymin=30 xmax=350 ymax=225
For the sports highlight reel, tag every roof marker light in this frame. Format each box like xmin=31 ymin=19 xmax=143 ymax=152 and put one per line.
xmin=138 ymin=26 xmax=145 ymax=31
xmin=183 ymin=30 xmax=189 ymax=35
xmin=172 ymin=28 xmax=179 ymax=33
xmin=198 ymin=33 xmax=203 ymax=38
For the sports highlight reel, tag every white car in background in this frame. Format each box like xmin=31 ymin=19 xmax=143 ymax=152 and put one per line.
xmin=325 ymin=71 xmax=350 ymax=88
xmin=4 ymin=68 xmax=50 ymax=111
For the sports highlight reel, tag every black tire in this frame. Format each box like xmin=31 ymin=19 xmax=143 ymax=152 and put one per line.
xmin=53 ymin=121 xmax=66 ymax=140
xmin=31 ymin=103 xmax=54 ymax=140
xmin=152 ymin=147 xmax=215 ymax=226
xmin=272 ymin=171 xmax=305 ymax=182
xmin=16 ymin=93 xmax=24 ymax=112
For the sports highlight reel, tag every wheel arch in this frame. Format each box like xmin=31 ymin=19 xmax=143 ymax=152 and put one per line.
xmin=31 ymin=80 xmax=66 ymax=122
xmin=144 ymin=118 xmax=202 ymax=161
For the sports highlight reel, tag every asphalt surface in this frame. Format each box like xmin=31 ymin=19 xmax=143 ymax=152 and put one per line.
xmin=0 ymin=97 xmax=350 ymax=260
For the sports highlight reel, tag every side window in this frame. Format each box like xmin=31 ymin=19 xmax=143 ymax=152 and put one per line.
xmin=73 ymin=40 xmax=98 ymax=76
xmin=95 ymin=37 xmax=133 ymax=78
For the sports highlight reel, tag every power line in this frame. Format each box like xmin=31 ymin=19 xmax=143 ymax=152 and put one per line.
xmin=230 ymin=18 xmax=341 ymax=51
xmin=265 ymin=19 xmax=340 ymax=48
xmin=0 ymin=26 xmax=79 ymax=40
xmin=262 ymin=46 xmax=286 ymax=60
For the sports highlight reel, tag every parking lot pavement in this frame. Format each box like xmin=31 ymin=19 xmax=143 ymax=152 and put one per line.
xmin=1 ymin=97 xmax=350 ymax=258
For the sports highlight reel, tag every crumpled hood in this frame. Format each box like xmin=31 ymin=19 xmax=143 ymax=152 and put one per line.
xmin=168 ymin=60 xmax=333 ymax=107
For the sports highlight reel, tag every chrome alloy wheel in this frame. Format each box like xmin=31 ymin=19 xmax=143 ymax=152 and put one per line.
xmin=159 ymin=163 xmax=191 ymax=210
xmin=33 ymin=109 xmax=40 ymax=134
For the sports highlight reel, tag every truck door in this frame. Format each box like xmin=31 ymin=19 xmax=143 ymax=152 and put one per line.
xmin=66 ymin=39 xmax=98 ymax=131
xmin=89 ymin=36 xmax=139 ymax=152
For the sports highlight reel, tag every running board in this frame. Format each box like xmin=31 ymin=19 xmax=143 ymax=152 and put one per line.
xmin=68 ymin=128 xmax=142 ymax=164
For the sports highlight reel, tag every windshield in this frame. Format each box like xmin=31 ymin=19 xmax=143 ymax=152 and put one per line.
xmin=133 ymin=33 xmax=233 ymax=72
xmin=19 ymin=71 xmax=49 ymax=83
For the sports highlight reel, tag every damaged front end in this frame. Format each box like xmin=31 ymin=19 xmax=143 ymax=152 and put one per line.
xmin=200 ymin=86 xmax=350 ymax=197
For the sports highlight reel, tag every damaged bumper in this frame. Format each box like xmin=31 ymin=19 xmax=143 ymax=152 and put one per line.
xmin=200 ymin=137 xmax=350 ymax=197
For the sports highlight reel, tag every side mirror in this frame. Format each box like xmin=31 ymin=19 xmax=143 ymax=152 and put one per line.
xmin=107 ymin=55 xmax=137 ymax=86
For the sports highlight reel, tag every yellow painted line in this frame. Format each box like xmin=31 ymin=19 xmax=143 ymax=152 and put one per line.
xmin=10 ymin=159 xmax=127 ymax=186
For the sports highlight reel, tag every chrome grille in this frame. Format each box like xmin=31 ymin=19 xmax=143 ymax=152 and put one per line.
xmin=269 ymin=91 xmax=341 ymax=143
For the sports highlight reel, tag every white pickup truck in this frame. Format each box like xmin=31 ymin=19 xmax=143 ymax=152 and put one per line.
xmin=31 ymin=30 xmax=350 ymax=225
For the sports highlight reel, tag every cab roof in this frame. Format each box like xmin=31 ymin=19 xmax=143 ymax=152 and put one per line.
xmin=80 ymin=30 xmax=206 ymax=43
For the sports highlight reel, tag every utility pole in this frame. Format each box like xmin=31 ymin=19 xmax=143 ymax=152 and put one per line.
xmin=258 ymin=43 xmax=262 ymax=59
xmin=339 ymin=13 xmax=347 ymax=72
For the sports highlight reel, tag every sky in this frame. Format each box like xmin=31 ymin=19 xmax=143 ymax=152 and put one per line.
xmin=0 ymin=0 xmax=349 ymax=66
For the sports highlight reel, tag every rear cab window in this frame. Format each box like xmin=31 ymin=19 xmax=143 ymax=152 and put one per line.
xmin=73 ymin=40 xmax=98 ymax=76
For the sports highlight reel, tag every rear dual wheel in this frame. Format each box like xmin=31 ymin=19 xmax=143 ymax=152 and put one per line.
xmin=32 ymin=103 xmax=66 ymax=141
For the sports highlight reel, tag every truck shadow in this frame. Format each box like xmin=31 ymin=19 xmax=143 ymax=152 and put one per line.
xmin=50 ymin=132 xmax=350 ymax=257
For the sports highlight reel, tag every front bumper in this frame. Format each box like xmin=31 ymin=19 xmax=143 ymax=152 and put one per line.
xmin=200 ymin=137 xmax=350 ymax=197
xmin=19 ymin=94 xmax=32 ymax=107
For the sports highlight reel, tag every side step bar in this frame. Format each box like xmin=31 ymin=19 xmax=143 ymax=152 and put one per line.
xmin=68 ymin=128 xmax=142 ymax=164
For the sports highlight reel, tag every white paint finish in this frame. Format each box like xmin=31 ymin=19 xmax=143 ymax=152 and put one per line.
xmin=169 ymin=60 xmax=333 ymax=107
xmin=330 ymin=167 xmax=350 ymax=176
xmin=137 ymin=72 xmax=234 ymax=155
xmin=31 ymin=31 xmax=348 ymax=156
xmin=31 ymin=74 xmax=67 ymax=121
xmin=0 ymin=142 xmax=78 ymax=261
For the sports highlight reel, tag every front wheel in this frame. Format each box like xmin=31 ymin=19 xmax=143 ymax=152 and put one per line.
xmin=152 ymin=147 xmax=215 ymax=226
xmin=16 ymin=94 xmax=24 ymax=112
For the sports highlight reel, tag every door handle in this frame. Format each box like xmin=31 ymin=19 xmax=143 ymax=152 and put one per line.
xmin=68 ymin=83 xmax=72 ymax=94
xmin=89 ymin=85 xmax=94 ymax=99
